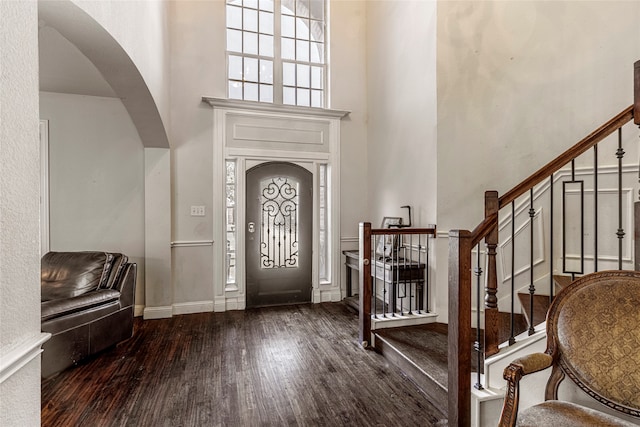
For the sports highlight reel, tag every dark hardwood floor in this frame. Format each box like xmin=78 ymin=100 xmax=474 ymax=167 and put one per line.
xmin=42 ymin=302 xmax=447 ymax=426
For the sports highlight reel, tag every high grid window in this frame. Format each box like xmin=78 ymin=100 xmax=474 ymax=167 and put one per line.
xmin=226 ymin=0 xmax=326 ymax=107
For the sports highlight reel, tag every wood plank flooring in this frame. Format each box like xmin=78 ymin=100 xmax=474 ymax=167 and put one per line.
xmin=42 ymin=302 xmax=447 ymax=427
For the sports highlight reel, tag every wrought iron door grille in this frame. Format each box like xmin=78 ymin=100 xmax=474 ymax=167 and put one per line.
xmin=260 ymin=176 xmax=299 ymax=269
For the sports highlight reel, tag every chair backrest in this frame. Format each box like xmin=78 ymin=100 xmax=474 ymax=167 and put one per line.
xmin=545 ymin=270 xmax=640 ymax=418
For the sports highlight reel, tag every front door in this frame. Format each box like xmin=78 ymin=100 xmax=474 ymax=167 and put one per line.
xmin=245 ymin=162 xmax=312 ymax=307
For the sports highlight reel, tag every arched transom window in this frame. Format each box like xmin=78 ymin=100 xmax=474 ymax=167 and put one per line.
xmin=226 ymin=0 xmax=326 ymax=108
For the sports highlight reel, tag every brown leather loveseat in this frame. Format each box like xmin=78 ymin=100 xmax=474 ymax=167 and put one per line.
xmin=41 ymin=251 xmax=137 ymax=378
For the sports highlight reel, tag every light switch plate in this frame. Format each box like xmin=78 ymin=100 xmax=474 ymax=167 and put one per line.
xmin=190 ymin=205 xmax=205 ymax=216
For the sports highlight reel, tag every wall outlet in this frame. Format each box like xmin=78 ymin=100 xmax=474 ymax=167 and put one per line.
xmin=190 ymin=205 xmax=205 ymax=216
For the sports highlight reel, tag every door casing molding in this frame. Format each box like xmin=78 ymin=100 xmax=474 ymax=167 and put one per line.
xmin=208 ymin=99 xmax=346 ymax=311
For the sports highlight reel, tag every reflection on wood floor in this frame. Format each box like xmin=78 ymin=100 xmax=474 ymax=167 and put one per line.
xmin=42 ymin=302 xmax=447 ymax=426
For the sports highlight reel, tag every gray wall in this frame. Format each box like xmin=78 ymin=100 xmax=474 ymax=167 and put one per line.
xmin=40 ymin=92 xmax=146 ymax=308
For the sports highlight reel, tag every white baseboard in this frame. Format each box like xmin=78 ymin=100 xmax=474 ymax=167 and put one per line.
xmin=371 ymin=312 xmax=438 ymax=330
xmin=142 ymin=290 xmax=343 ymax=318
xmin=314 ymin=285 xmax=342 ymax=303
xmin=224 ymin=297 xmax=246 ymax=311
xmin=172 ymin=301 xmax=214 ymax=316
xmin=143 ymin=306 xmax=173 ymax=320
xmin=214 ymin=296 xmax=227 ymax=312
xmin=134 ymin=305 xmax=145 ymax=317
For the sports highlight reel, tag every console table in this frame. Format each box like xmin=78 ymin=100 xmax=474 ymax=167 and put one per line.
xmin=343 ymin=249 xmax=426 ymax=311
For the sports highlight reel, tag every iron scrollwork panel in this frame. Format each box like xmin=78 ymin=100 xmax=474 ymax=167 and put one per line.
xmin=260 ymin=176 xmax=300 ymax=269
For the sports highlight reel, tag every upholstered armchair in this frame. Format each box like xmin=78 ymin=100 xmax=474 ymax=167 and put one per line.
xmin=498 ymin=270 xmax=640 ymax=427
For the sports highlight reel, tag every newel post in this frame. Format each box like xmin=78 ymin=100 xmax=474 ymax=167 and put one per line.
xmin=635 ymin=61 xmax=640 ymax=270
xmin=448 ymin=229 xmax=473 ymax=427
xmin=359 ymin=222 xmax=372 ymax=347
xmin=484 ymin=191 xmax=500 ymax=356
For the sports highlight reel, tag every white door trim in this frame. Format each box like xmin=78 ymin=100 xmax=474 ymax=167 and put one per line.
xmin=211 ymin=103 xmax=344 ymax=311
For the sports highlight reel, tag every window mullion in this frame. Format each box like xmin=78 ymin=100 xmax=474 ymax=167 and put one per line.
xmin=273 ymin=0 xmax=283 ymax=104
xmin=241 ymin=5 xmax=245 ymax=100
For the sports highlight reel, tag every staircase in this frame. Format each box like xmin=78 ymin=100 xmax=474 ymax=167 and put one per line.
xmin=369 ymin=274 xmax=565 ymax=405
xmin=446 ymin=60 xmax=640 ymax=426
xmin=352 ymin=60 xmax=640 ymax=426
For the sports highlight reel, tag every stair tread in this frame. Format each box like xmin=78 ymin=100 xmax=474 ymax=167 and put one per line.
xmin=376 ymin=323 xmax=449 ymax=389
xmin=374 ymin=324 xmax=450 ymax=416
xmin=372 ymin=317 xmax=528 ymax=416
xmin=343 ymin=294 xmax=391 ymax=313
xmin=553 ymin=274 xmax=573 ymax=289
xmin=517 ymin=293 xmax=551 ymax=328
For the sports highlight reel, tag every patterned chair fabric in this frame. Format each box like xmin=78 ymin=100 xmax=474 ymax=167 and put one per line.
xmin=498 ymin=270 xmax=640 ymax=427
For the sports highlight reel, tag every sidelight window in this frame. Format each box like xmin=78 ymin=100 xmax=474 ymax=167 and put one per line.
xmin=318 ymin=164 xmax=328 ymax=281
xmin=225 ymin=160 xmax=237 ymax=284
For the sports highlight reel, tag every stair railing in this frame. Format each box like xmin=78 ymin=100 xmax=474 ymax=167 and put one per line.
xmin=358 ymin=222 xmax=437 ymax=347
xmin=448 ymin=59 xmax=640 ymax=427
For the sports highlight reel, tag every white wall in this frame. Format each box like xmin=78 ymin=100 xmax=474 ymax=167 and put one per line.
xmin=331 ymin=0 xmax=369 ymax=241
xmin=435 ymin=0 xmax=640 ymax=321
xmin=144 ymin=148 xmax=173 ymax=317
xmin=72 ymin=0 xmax=172 ymax=137
xmin=365 ymin=1 xmax=438 ymax=226
xmin=169 ymin=0 xmax=222 ymax=306
xmin=364 ymin=0 xmax=440 ymax=315
xmin=0 ymin=1 xmax=43 ymax=425
xmin=40 ymin=92 xmax=146 ymax=308
xmin=39 ymin=0 xmax=174 ymax=316
xmin=437 ymin=1 xmax=640 ymax=231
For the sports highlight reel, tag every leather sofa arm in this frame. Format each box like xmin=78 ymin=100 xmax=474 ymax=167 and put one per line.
xmin=41 ymin=289 xmax=120 ymax=322
xmin=116 ymin=263 xmax=137 ymax=308
xmin=498 ymin=353 xmax=553 ymax=427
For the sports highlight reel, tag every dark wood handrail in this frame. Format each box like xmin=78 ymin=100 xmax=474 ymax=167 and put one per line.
xmin=635 ymin=60 xmax=640 ymax=125
xmin=499 ymin=105 xmax=634 ymax=208
xmin=470 ymin=213 xmax=498 ymax=247
xmin=370 ymin=226 xmax=436 ymax=236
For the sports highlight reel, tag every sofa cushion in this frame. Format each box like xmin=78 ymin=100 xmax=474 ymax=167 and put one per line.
xmin=41 ymin=252 xmax=114 ymax=301
xmin=100 ymin=253 xmax=128 ymax=290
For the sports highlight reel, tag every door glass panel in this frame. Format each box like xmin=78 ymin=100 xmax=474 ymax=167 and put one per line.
xmin=260 ymin=176 xmax=299 ymax=269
